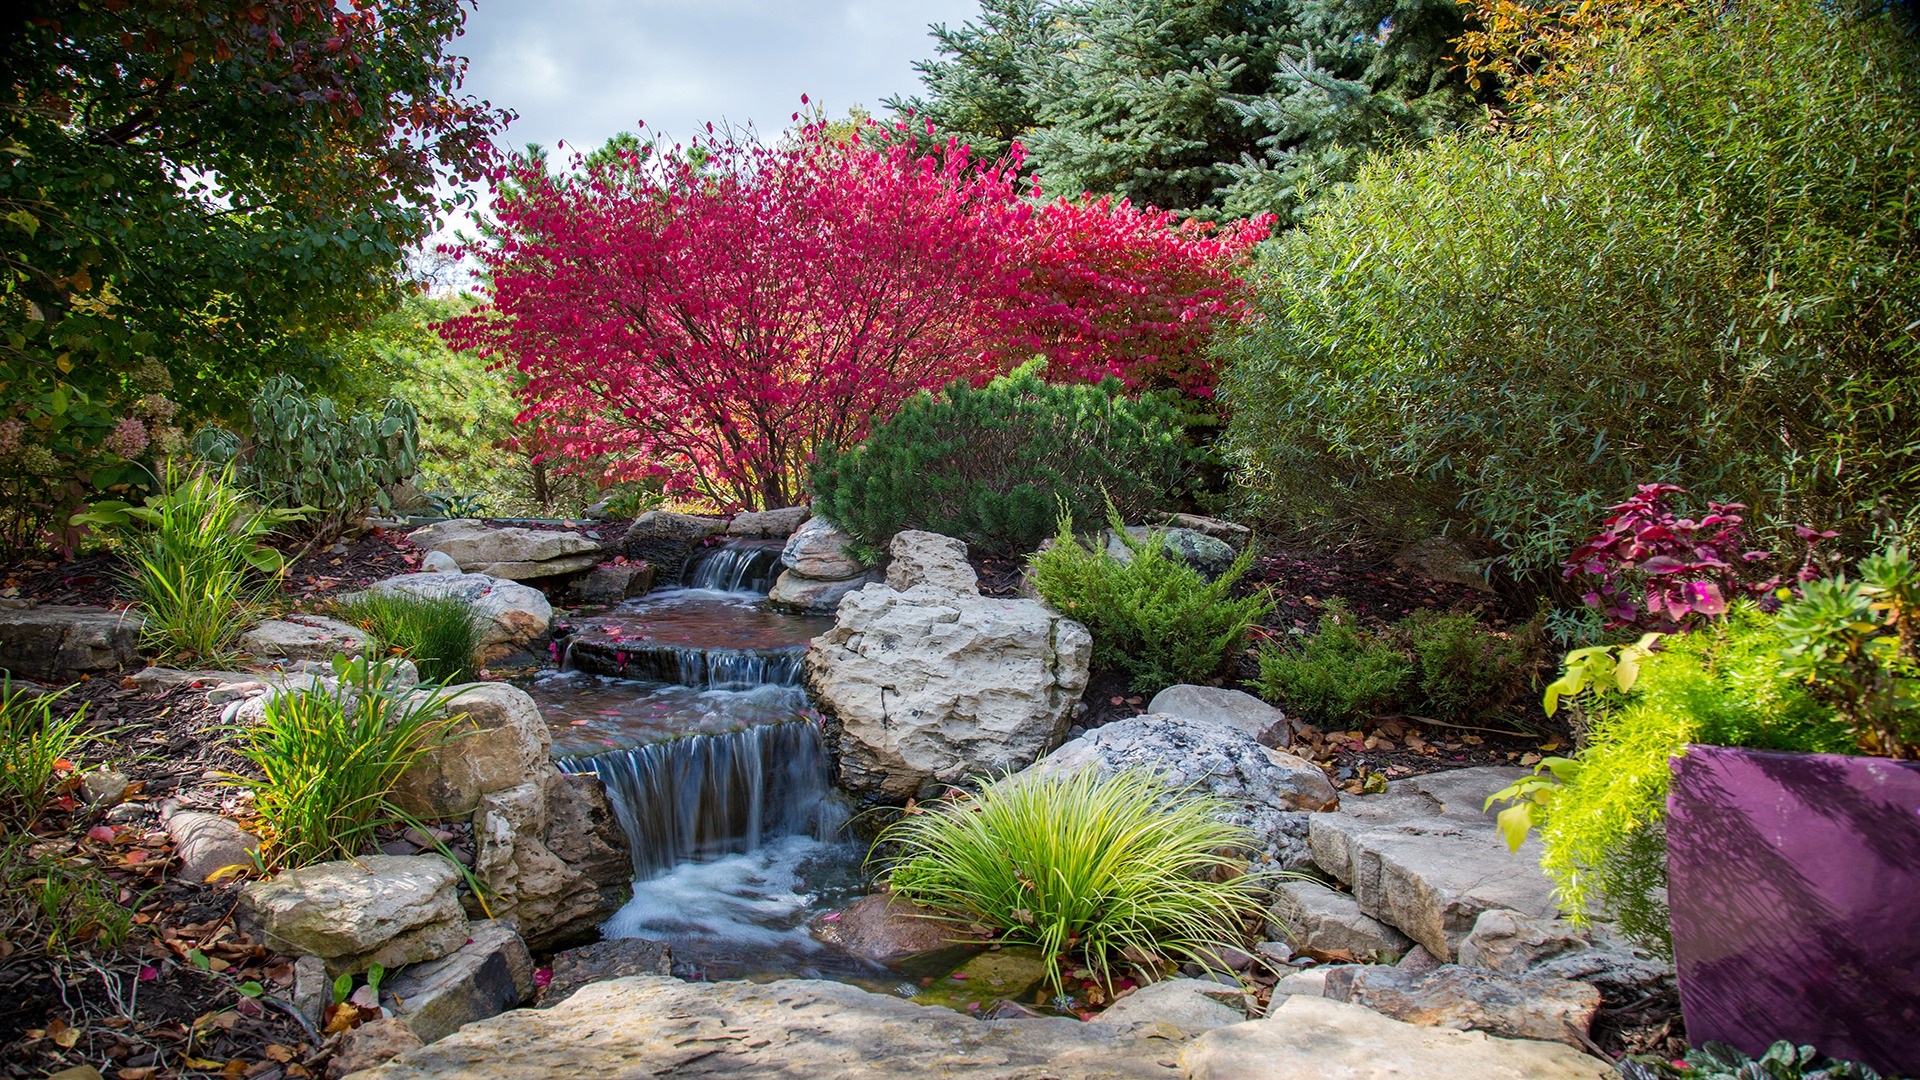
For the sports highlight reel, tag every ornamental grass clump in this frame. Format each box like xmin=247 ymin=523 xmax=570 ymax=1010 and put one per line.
xmin=0 ymin=679 xmax=89 ymax=829
xmin=1028 ymin=507 xmax=1269 ymax=693
xmin=73 ymin=463 xmax=307 ymax=660
xmin=881 ymin=768 xmax=1266 ymax=989
xmin=333 ymin=591 xmax=486 ymax=684
xmin=227 ymin=655 xmax=462 ymax=870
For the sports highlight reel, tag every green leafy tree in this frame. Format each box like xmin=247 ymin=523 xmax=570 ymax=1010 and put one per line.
xmin=0 ymin=0 xmax=507 ymax=547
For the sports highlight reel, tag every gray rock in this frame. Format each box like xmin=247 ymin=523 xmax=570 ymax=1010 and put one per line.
xmin=620 ymin=511 xmax=727 ymax=580
xmin=239 ymin=854 xmax=468 ymax=976
xmin=1457 ymin=910 xmax=1592 ymax=974
xmin=540 ymin=770 xmax=632 ymax=925
xmin=420 ymin=550 xmax=461 ymax=575
xmin=1028 ymin=714 xmax=1335 ymax=867
xmin=537 ymin=938 xmax=672 ymax=1007
xmin=328 ymin=1017 xmax=424 ymax=1079
xmin=471 ymin=553 xmax=601 ymax=581
xmin=1146 ymin=685 xmax=1291 ymax=748
xmin=809 ymin=892 xmax=968 ymax=964
xmin=726 ymin=505 xmax=812 ymax=539
xmin=0 ymin=604 xmax=142 ymax=681
xmin=568 ymin=562 xmax=654 ymax=603
xmin=1337 ymin=963 xmax=1602 ymax=1047
xmin=161 ymin=806 xmax=260 ymax=883
xmin=83 ymin=768 xmax=132 ymax=806
xmin=1533 ymin=940 xmax=1675 ymax=1000
xmin=469 ymin=773 xmax=619 ymax=952
xmin=780 ymin=516 xmax=868 ymax=581
xmin=806 ymin=580 xmax=1092 ymax=802
xmin=293 ymin=954 xmax=329 ymax=1029
xmin=407 ymin=520 xmax=601 ymax=574
xmin=343 ymin=975 xmax=1180 ymax=1080
xmin=1308 ymin=767 xmax=1563 ymax=960
xmin=1159 ymin=513 xmax=1253 ymax=550
xmin=764 ymin=569 xmax=879 ymax=615
xmin=884 ymin=530 xmax=977 ymax=596
xmin=382 ymin=920 xmax=535 ymax=1044
xmin=348 ymin=573 xmax=549 ymax=663
xmin=1267 ymin=878 xmax=1413 ymax=960
xmin=1106 ymin=526 xmax=1238 ymax=579
xmin=1092 ymin=978 xmax=1247 ymax=1032
xmin=1392 ymin=536 xmax=1494 ymax=593
xmin=1270 ymin=967 xmax=1330 ymax=1001
xmin=391 ymin=682 xmax=551 ymax=820
xmin=241 ymin=615 xmax=370 ymax=662
xmin=1182 ymin=994 xmax=1610 ymax=1080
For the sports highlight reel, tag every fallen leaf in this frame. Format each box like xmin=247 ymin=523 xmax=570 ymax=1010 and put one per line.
xmin=265 ymin=1045 xmax=295 ymax=1062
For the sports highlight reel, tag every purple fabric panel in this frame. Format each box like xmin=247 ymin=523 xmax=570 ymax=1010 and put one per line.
xmin=1667 ymin=744 xmax=1920 ymax=1076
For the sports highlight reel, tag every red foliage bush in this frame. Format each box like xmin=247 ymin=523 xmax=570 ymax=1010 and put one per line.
xmin=445 ymin=117 xmax=1267 ymax=509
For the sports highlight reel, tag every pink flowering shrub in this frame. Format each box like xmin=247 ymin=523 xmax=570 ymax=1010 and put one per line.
xmin=445 ymin=115 xmax=1267 ymax=509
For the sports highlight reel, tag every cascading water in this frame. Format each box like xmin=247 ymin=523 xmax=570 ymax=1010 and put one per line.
xmin=523 ymin=538 xmax=881 ymax=982
xmin=561 ymin=720 xmax=844 ymax=879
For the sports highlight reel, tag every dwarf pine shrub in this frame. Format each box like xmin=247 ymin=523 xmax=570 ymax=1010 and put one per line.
xmin=810 ymin=363 xmax=1192 ymax=555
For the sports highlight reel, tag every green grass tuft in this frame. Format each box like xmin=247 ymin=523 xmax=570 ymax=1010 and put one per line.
xmin=332 ymin=591 xmax=486 ymax=684
xmin=0 ymin=678 xmax=89 ymax=829
xmin=881 ymin=767 xmax=1266 ymax=990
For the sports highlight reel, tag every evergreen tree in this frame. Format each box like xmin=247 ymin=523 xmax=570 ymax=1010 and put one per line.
xmin=890 ymin=0 xmax=1494 ymax=222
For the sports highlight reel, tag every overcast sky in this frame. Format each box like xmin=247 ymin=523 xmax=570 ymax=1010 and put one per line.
xmin=456 ymin=0 xmax=979 ymax=159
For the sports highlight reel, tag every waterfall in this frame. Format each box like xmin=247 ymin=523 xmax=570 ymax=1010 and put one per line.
xmin=683 ymin=540 xmax=785 ymax=594
xmin=562 ymin=720 xmax=846 ymax=881
xmin=565 ymin=642 xmax=805 ymax=690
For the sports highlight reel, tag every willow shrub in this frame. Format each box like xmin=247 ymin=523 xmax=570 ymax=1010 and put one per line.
xmin=882 ymin=768 xmax=1265 ymax=990
xmin=810 ymin=363 xmax=1193 ymax=556
xmin=1218 ymin=0 xmax=1920 ymax=581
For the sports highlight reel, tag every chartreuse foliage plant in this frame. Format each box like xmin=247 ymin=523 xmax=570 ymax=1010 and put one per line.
xmin=1219 ymin=0 xmax=1920 ymax=579
xmin=227 ymin=655 xmax=462 ymax=870
xmin=0 ymin=679 xmax=89 ymax=829
xmin=332 ymin=591 xmax=486 ymax=684
xmin=1487 ymin=605 xmax=1854 ymax=953
xmin=1027 ymin=507 xmax=1269 ymax=693
xmin=882 ymin=768 xmax=1265 ymax=990
xmin=73 ymin=463 xmax=307 ymax=660
xmin=810 ymin=363 xmax=1193 ymax=555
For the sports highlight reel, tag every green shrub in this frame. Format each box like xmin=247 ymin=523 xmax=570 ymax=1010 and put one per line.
xmin=1256 ymin=604 xmax=1540 ymax=727
xmin=1218 ymin=0 xmax=1920 ymax=579
xmin=882 ymin=768 xmax=1266 ymax=989
xmin=810 ymin=363 xmax=1194 ymax=555
xmin=227 ymin=655 xmax=461 ymax=869
xmin=1491 ymin=605 xmax=1854 ymax=954
xmin=1776 ymin=541 xmax=1920 ymax=759
xmin=1027 ymin=509 xmax=1269 ymax=693
xmin=333 ymin=591 xmax=486 ymax=684
xmin=1624 ymin=1039 xmax=1888 ymax=1080
xmin=0 ymin=680 xmax=89 ymax=829
xmin=1255 ymin=602 xmax=1411 ymax=727
xmin=74 ymin=463 xmax=305 ymax=660
xmin=195 ymin=374 xmax=420 ymax=537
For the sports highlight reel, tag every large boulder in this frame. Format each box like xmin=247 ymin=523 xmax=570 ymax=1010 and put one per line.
xmin=468 ymin=771 xmax=624 ymax=951
xmin=884 ymin=530 xmax=976 ymax=595
xmin=1307 ymin=767 xmax=1563 ymax=960
xmin=1331 ymin=963 xmax=1602 ymax=1047
xmin=620 ymin=511 xmax=727 ymax=581
xmin=1266 ymin=877 xmax=1412 ymax=960
xmin=726 ymin=505 xmax=812 ymax=539
xmin=1182 ymin=994 xmax=1610 ymax=1080
xmin=1027 ymin=713 xmax=1336 ymax=869
xmin=805 ymin=532 xmax=1091 ymax=802
xmin=241 ymin=614 xmax=369 ymax=662
xmin=0 ymin=604 xmax=143 ymax=681
xmin=765 ymin=569 xmax=881 ymax=616
xmin=781 ymin=516 xmax=867 ymax=581
xmin=350 ymin=573 xmax=550 ymax=663
xmin=1146 ymin=684 xmax=1291 ymax=748
xmin=239 ymin=855 xmax=468 ymax=976
xmin=380 ymin=919 xmax=536 ymax=1044
xmin=341 ymin=975 xmax=1178 ymax=1080
xmin=391 ymin=683 xmax=551 ymax=820
xmin=407 ymin=520 xmax=602 ymax=580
